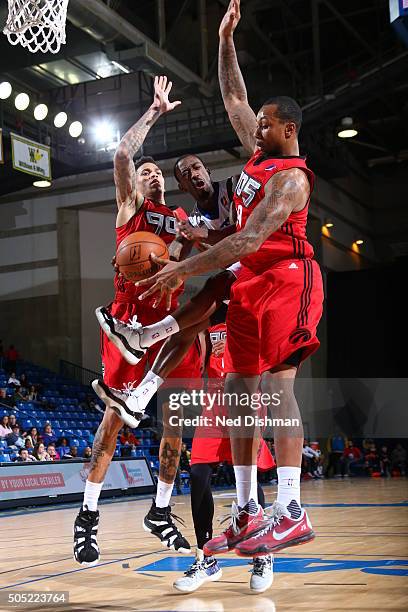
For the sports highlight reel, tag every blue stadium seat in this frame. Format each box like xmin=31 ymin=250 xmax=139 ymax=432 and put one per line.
xmin=70 ymin=438 xmax=80 ymax=447
xmin=0 ymin=453 xmax=11 ymax=462
xmin=73 ymin=429 xmax=82 ymax=437
xmin=0 ymin=440 xmax=7 ymax=449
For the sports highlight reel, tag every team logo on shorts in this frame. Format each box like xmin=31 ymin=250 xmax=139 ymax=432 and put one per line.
xmin=289 ymin=327 xmax=312 ymax=344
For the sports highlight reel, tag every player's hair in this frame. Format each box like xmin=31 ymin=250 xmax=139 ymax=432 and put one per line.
xmin=173 ymin=153 xmax=207 ymax=180
xmin=134 ymin=156 xmax=157 ymax=172
xmin=262 ymin=96 xmax=302 ymax=132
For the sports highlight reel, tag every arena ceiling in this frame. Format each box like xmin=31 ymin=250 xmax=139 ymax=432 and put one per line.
xmin=0 ymin=0 xmax=407 ymax=196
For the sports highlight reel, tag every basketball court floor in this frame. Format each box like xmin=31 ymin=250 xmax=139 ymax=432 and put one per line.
xmin=0 ymin=479 xmax=406 ymax=611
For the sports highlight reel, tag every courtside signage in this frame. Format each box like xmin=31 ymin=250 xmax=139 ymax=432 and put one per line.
xmin=11 ymin=133 xmax=51 ymax=180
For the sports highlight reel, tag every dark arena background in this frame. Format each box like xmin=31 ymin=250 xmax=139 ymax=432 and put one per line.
xmin=0 ymin=1 xmax=407 ymax=611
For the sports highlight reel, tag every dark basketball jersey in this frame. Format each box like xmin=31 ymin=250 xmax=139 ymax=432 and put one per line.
xmin=234 ymin=152 xmax=315 ymax=273
xmin=114 ymin=198 xmax=187 ymax=305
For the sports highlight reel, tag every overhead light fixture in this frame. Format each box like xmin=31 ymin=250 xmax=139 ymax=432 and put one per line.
xmin=96 ymin=65 xmax=112 ymax=79
xmin=33 ymin=180 xmax=51 ymax=188
xmin=69 ymin=121 xmax=83 ymax=138
xmin=0 ymin=81 xmax=12 ymax=100
xmin=92 ymin=120 xmax=117 ymax=146
xmin=15 ymin=92 xmax=30 ymax=111
xmin=111 ymin=60 xmax=131 ymax=74
xmin=355 ymin=239 xmax=364 ymax=245
xmin=338 ymin=117 xmax=358 ymax=139
xmin=54 ymin=111 xmax=68 ymax=128
xmin=324 ymin=219 xmax=334 ymax=228
xmin=34 ymin=103 xmax=48 ymax=121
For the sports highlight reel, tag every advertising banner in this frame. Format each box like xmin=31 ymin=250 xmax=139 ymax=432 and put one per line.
xmin=11 ymin=133 xmax=51 ymax=179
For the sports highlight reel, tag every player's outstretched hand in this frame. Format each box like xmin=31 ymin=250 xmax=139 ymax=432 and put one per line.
xmin=177 ymin=219 xmax=208 ymax=242
xmin=151 ymin=76 xmax=181 ymax=115
xmin=219 ymin=0 xmax=241 ymax=39
xmin=135 ymin=254 xmax=187 ymax=311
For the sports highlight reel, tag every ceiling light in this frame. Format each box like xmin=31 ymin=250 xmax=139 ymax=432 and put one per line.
xmin=69 ymin=121 xmax=83 ymax=138
xmin=97 ymin=65 xmax=112 ymax=79
xmin=54 ymin=111 xmax=68 ymax=128
xmin=15 ymin=92 xmax=30 ymax=111
xmin=33 ymin=180 xmax=51 ymax=188
xmin=0 ymin=81 xmax=12 ymax=100
xmin=111 ymin=60 xmax=131 ymax=74
xmin=338 ymin=117 xmax=358 ymax=138
xmin=355 ymin=239 xmax=364 ymax=245
xmin=34 ymin=103 xmax=48 ymax=121
xmin=92 ymin=120 xmax=116 ymax=144
xmin=324 ymin=219 xmax=334 ymax=228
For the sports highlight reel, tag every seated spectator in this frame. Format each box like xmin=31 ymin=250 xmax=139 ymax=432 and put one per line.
xmin=5 ymin=345 xmax=19 ymax=374
xmin=14 ymin=448 xmax=36 ymax=462
xmin=63 ymin=446 xmax=78 ymax=460
xmin=42 ymin=423 xmax=56 ymax=446
xmin=19 ymin=373 xmax=30 ymax=390
xmin=8 ymin=414 xmax=20 ymax=429
xmin=6 ymin=425 xmax=25 ymax=449
xmin=0 ymin=415 xmax=12 ymax=439
xmin=391 ymin=443 xmax=406 ymax=476
xmin=33 ymin=442 xmax=51 ymax=461
xmin=82 ymin=446 xmax=92 ymax=459
xmin=27 ymin=385 xmax=38 ymax=401
xmin=7 ymin=372 xmax=20 ymax=388
xmin=57 ymin=436 xmax=69 ymax=448
xmin=341 ymin=440 xmax=362 ymax=476
xmin=25 ymin=438 xmax=34 ymax=450
xmin=119 ymin=425 xmax=139 ymax=448
xmin=47 ymin=443 xmax=60 ymax=461
xmin=364 ymin=443 xmax=379 ymax=475
xmin=26 ymin=426 xmax=40 ymax=447
xmin=13 ymin=385 xmax=27 ymax=403
xmin=379 ymin=445 xmax=391 ymax=477
xmin=302 ymin=439 xmax=320 ymax=478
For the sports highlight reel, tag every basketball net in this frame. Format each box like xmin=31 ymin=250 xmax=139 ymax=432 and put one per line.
xmin=3 ymin=0 xmax=70 ymax=54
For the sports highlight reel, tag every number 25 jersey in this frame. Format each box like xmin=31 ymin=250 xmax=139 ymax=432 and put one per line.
xmin=234 ymin=152 xmax=315 ymax=274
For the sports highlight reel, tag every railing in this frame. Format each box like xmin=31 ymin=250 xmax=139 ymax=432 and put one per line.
xmin=59 ymin=360 xmax=101 ymax=389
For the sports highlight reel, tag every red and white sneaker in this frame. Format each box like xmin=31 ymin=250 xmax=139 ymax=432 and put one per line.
xmin=203 ymin=500 xmax=265 ymax=556
xmin=235 ymin=501 xmax=315 ymax=557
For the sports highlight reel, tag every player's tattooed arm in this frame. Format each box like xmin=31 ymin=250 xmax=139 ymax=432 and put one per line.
xmin=177 ymin=220 xmax=236 ymax=245
xmin=219 ymin=0 xmax=257 ymax=155
xmin=114 ymin=76 xmax=181 ymax=212
xmin=136 ymin=169 xmax=309 ymax=306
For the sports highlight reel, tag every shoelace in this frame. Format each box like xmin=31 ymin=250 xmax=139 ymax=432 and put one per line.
xmin=121 ymin=380 xmax=139 ymax=397
xmin=251 ymin=502 xmax=287 ymax=539
xmin=184 ymin=560 xmax=204 ymax=577
xmin=165 ymin=507 xmax=187 ymax=528
xmin=218 ymin=500 xmax=242 ymax=535
xmin=250 ymin=557 xmax=271 ymax=576
xmin=127 ymin=315 xmax=143 ymax=332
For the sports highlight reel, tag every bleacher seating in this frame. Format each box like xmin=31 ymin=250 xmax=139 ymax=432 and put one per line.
xmin=0 ymin=360 xmax=158 ymax=462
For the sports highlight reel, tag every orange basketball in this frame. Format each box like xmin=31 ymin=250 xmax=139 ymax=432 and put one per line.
xmin=116 ymin=231 xmax=169 ymax=281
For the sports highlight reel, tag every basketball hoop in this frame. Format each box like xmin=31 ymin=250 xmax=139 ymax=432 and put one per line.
xmin=3 ymin=0 xmax=70 ymax=54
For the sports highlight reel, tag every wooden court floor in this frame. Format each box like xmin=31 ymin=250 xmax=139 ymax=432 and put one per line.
xmin=0 ymin=479 xmax=407 ymax=612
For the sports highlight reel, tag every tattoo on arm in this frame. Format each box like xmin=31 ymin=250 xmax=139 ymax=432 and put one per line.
xmin=219 ymin=37 xmax=257 ymax=154
xmin=114 ymin=107 xmax=161 ymax=209
xmin=177 ymin=169 xmax=308 ymax=275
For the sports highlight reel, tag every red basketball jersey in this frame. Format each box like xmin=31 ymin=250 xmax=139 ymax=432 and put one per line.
xmin=234 ymin=152 xmax=315 ymax=274
xmin=114 ymin=199 xmax=187 ymax=307
xmin=206 ymin=323 xmax=227 ymax=380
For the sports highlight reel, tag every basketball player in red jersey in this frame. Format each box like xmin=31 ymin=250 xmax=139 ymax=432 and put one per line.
xmin=73 ymin=76 xmax=199 ymax=567
xmin=135 ymin=0 xmax=324 ymax=558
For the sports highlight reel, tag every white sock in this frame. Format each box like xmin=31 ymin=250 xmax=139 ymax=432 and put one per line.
xmin=155 ymin=479 xmax=174 ymax=508
xmin=277 ymin=466 xmax=301 ymax=519
xmin=140 ymin=315 xmax=179 ymax=348
xmin=83 ymin=480 xmax=103 ymax=512
xmin=127 ymin=371 xmax=164 ymax=412
xmin=234 ymin=465 xmax=258 ymax=509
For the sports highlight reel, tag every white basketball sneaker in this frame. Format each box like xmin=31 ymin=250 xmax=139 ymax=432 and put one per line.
xmin=249 ymin=554 xmax=274 ymax=593
xmin=173 ymin=550 xmax=222 ymax=593
xmin=95 ymin=306 xmax=147 ymax=366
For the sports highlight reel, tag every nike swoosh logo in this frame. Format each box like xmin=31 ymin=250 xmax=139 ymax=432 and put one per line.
xmin=273 ymin=522 xmax=300 ymax=541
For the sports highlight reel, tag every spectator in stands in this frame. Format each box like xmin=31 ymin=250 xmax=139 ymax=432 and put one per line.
xmin=7 ymin=372 xmax=20 ymax=388
xmin=63 ymin=446 xmax=78 ymax=460
xmin=57 ymin=436 xmax=69 ymax=448
xmin=27 ymin=385 xmax=38 ymax=402
xmin=83 ymin=446 xmax=92 ymax=459
xmin=26 ymin=427 xmax=40 ymax=447
xmin=341 ymin=440 xmax=362 ymax=477
xmin=6 ymin=425 xmax=25 ymax=449
xmin=5 ymin=345 xmax=19 ymax=374
xmin=0 ymin=415 xmax=12 ymax=439
xmin=326 ymin=433 xmax=346 ymax=478
xmin=379 ymin=445 xmax=391 ymax=478
xmin=25 ymin=438 xmax=34 ymax=450
xmin=42 ymin=423 xmax=57 ymax=446
xmin=33 ymin=442 xmax=51 ymax=461
xmin=14 ymin=448 xmax=36 ymax=462
xmin=13 ymin=386 xmax=27 ymax=403
xmin=119 ymin=426 xmax=139 ymax=448
xmin=302 ymin=439 xmax=319 ymax=479
xmin=391 ymin=444 xmax=406 ymax=476
xmin=19 ymin=373 xmax=30 ymax=390
xmin=8 ymin=414 xmax=20 ymax=429
xmin=364 ymin=443 xmax=379 ymax=475
xmin=47 ymin=443 xmax=60 ymax=461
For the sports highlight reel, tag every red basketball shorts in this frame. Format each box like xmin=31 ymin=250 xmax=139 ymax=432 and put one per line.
xmin=224 ymin=259 xmax=324 ymax=375
xmin=101 ymin=299 xmax=202 ymax=388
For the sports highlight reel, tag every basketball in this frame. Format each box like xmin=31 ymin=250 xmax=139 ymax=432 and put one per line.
xmin=116 ymin=231 xmax=169 ymax=281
